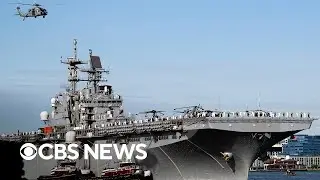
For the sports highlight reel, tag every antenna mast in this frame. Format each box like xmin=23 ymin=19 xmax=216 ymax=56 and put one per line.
xmin=60 ymin=39 xmax=87 ymax=126
xmin=61 ymin=39 xmax=86 ymax=94
xmin=257 ymin=92 xmax=261 ymax=110
xmin=80 ymin=49 xmax=109 ymax=93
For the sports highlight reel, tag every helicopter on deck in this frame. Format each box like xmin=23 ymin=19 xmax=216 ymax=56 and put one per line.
xmin=173 ymin=104 xmax=204 ymax=116
xmin=11 ymin=3 xmax=48 ymax=21
xmin=137 ymin=110 xmax=165 ymax=119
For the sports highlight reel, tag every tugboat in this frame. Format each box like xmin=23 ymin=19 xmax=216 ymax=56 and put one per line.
xmin=101 ymin=159 xmax=153 ymax=180
xmin=38 ymin=158 xmax=96 ymax=180
xmin=38 ymin=159 xmax=79 ymax=180
xmin=50 ymin=159 xmax=79 ymax=176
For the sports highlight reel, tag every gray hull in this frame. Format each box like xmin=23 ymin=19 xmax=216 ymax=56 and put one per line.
xmin=23 ymin=129 xmax=298 ymax=180
xmin=137 ymin=129 xmax=297 ymax=180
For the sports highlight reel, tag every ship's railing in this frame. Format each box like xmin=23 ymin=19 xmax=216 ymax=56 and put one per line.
xmin=0 ymin=111 xmax=314 ymax=142
xmin=0 ymin=119 xmax=183 ymax=142
xmin=80 ymin=101 xmax=122 ymax=108
xmin=190 ymin=111 xmax=313 ymax=119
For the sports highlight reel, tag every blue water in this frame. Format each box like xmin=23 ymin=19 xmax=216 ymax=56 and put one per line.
xmin=248 ymin=171 xmax=320 ymax=180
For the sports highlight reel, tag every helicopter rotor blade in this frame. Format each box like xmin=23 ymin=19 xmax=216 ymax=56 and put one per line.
xmin=137 ymin=111 xmax=150 ymax=114
xmin=138 ymin=110 xmax=165 ymax=114
xmin=200 ymin=110 xmax=214 ymax=112
xmin=173 ymin=111 xmax=185 ymax=114
xmin=9 ymin=2 xmax=33 ymax=6
xmin=173 ymin=106 xmax=189 ymax=110
xmin=173 ymin=105 xmax=200 ymax=111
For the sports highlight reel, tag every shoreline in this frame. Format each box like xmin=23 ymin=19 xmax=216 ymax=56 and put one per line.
xmin=250 ymin=169 xmax=320 ymax=172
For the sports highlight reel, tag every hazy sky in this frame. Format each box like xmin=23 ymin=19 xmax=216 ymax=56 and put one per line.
xmin=0 ymin=0 xmax=320 ymax=134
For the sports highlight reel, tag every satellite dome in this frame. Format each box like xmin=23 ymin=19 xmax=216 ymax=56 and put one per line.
xmin=50 ymin=98 xmax=56 ymax=104
xmin=40 ymin=111 xmax=49 ymax=121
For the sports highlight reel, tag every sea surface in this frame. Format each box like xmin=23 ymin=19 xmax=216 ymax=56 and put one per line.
xmin=248 ymin=171 xmax=320 ymax=180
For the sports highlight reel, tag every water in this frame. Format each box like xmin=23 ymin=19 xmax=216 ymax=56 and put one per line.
xmin=249 ymin=171 xmax=320 ymax=180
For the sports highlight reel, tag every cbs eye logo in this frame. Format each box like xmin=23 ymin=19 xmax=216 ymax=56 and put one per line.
xmin=20 ymin=143 xmax=38 ymax=160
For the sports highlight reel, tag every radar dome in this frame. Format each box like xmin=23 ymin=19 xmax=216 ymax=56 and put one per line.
xmin=51 ymin=98 xmax=56 ymax=107
xmin=40 ymin=111 xmax=49 ymax=121
xmin=65 ymin=131 xmax=76 ymax=143
xmin=50 ymin=98 xmax=56 ymax=104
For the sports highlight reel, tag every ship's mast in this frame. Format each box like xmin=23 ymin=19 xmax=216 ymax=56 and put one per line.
xmin=60 ymin=39 xmax=87 ymax=126
xmin=59 ymin=39 xmax=112 ymax=126
xmin=60 ymin=39 xmax=86 ymax=94
xmin=72 ymin=39 xmax=78 ymax=93
xmin=80 ymin=49 xmax=109 ymax=93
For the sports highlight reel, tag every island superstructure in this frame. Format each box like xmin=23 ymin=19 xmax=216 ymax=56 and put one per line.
xmin=0 ymin=39 xmax=316 ymax=180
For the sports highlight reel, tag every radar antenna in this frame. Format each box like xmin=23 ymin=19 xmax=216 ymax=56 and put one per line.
xmin=257 ymin=92 xmax=261 ymax=110
xmin=60 ymin=39 xmax=87 ymax=94
xmin=80 ymin=49 xmax=110 ymax=93
xmin=59 ymin=39 xmax=87 ymax=126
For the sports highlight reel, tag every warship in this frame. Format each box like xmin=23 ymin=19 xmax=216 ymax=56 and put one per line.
xmin=0 ymin=39 xmax=317 ymax=180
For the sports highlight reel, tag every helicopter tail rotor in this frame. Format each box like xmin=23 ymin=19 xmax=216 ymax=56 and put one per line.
xmin=14 ymin=6 xmax=20 ymax=14
xmin=13 ymin=5 xmax=25 ymax=18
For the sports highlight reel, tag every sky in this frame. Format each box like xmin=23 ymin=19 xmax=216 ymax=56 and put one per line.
xmin=0 ymin=0 xmax=320 ymax=134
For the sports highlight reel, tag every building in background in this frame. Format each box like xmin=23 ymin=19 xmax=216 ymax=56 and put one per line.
xmin=251 ymin=135 xmax=320 ymax=169
xmin=282 ymin=135 xmax=320 ymax=156
xmin=263 ymin=157 xmax=306 ymax=171
xmin=290 ymin=156 xmax=320 ymax=168
xmin=251 ymin=142 xmax=285 ymax=170
xmin=251 ymin=159 xmax=264 ymax=170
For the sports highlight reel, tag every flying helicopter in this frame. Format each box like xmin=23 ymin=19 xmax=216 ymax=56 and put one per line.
xmin=10 ymin=2 xmax=48 ymax=21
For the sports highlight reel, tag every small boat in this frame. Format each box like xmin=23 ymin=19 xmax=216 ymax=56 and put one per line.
xmin=38 ymin=159 xmax=78 ymax=180
xmin=101 ymin=160 xmax=152 ymax=179
xmin=286 ymin=169 xmax=296 ymax=176
xmin=50 ymin=159 xmax=78 ymax=176
xmin=38 ymin=158 xmax=95 ymax=180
